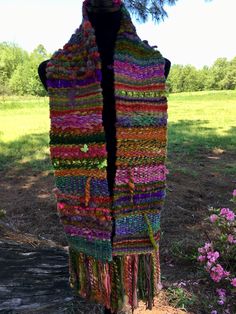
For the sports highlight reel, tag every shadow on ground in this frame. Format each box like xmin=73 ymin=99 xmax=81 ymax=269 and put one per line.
xmin=0 ymin=119 xmax=235 ymax=313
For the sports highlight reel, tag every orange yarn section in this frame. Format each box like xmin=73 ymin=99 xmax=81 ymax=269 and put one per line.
xmin=85 ymin=177 xmax=91 ymax=207
xmin=116 ymin=126 xmax=167 ymax=140
xmin=55 ymin=169 xmax=107 ymax=179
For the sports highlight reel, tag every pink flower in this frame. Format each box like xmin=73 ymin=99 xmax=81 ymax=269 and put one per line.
xmin=231 ymin=278 xmax=236 ymax=287
xmin=207 ymin=251 xmax=220 ymax=263
xmin=210 ymin=273 xmax=222 ymax=282
xmin=216 ymin=288 xmax=226 ymax=298
xmin=209 ymin=214 xmax=218 ymax=223
xmin=211 ymin=311 xmax=218 ymax=314
xmin=233 ymin=189 xmax=236 ymax=197
xmin=224 ymin=270 xmax=230 ymax=277
xmin=204 ymin=242 xmax=212 ymax=251
xmin=218 ymin=299 xmax=224 ymax=305
xmin=198 ymin=255 xmax=206 ymax=262
xmin=225 ymin=210 xmax=235 ymax=221
xmin=227 ymin=234 xmax=236 ymax=244
xmin=210 ymin=264 xmax=228 ymax=282
xmin=206 ymin=261 xmax=213 ymax=270
xmin=198 ymin=247 xmax=205 ymax=254
xmin=220 ymin=207 xmax=230 ymax=216
xmin=216 ymin=288 xmax=226 ymax=306
xmin=220 ymin=207 xmax=235 ymax=220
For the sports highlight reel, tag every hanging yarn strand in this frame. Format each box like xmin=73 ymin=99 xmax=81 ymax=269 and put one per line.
xmin=132 ymin=255 xmax=139 ymax=310
xmin=85 ymin=177 xmax=91 ymax=207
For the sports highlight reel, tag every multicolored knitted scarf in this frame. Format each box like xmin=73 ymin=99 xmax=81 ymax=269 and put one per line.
xmin=46 ymin=1 xmax=168 ymax=312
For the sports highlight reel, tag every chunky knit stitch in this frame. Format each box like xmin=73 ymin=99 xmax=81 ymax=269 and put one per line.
xmin=47 ymin=1 xmax=168 ymax=312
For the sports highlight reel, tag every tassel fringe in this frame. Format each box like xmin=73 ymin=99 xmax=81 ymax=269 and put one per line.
xmin=69 ymin=249 xmax=161 ymax=313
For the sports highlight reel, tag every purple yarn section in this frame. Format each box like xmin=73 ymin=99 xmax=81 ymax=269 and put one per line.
xmin=51 ymin=114 xmax=102 ymax=129
xmin=116 ymin=70 xmax=164 ymax=80
xmin=115 ymin=64 xmax=164 ymax=80
xmin=114 ymin=190 xmax=165 ymax=206
xmin=63 ymin=216 xmax=111 ymax=228
xmin=64 ymin=225 xmax=111 ymax=240
xmin=90 ymin=179 xmax=110 ymax=196
xmin=134 ymin=190 xmax=165 ymax=201
xmin=47 ymin=70 xmax=102 ymax=88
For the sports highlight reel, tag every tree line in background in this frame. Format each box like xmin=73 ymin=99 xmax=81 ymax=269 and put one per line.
xmin=0 ymin=42 xmax=50 ymax=97
xmin=167 ymin=58 xmax=236 ymax=92
xmin=0 ymin=42 xmax=236 ymax=96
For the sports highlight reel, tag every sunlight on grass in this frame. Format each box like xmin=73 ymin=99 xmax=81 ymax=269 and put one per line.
xmin=0 ymin=97 xmax=49 ymax=142
xmin=168 ymin=90 xmax=236 ymax=155
xmin=0 ymin=97 xmax=51 ymax=170
xmin=169 ymin=91 xmax=236 ymax=134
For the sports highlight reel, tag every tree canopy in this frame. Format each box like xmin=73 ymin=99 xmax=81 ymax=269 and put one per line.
xmin=0 ymin=43 xmax=51 ymax=96
xmin=167 ymin=57 xmax=236 ymax=93
xmin=124 ymin=0 xmax=212 ymax=22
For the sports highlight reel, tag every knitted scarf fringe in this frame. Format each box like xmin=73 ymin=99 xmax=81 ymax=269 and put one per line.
xmin=69 ymin=249 xmax=161 ymax=313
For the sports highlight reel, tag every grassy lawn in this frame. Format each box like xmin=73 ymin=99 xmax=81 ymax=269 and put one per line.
xmin=0 ymin=90 xmax=236 ymax=171
xmin=0 ymin=96 xmax=50 ymax=170
xmin=168 ymin=90 xmax=236 ymax=155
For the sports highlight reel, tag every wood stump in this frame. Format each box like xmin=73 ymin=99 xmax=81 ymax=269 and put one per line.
xmin=0 ymin=236 xmax=104 ymax=313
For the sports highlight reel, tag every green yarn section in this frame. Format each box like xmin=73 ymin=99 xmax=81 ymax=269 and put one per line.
xmin=137 ymin=255 xmax=146 ymax=301
xmin=50 ymin=102 xmax=103 ymax=111
xmin=69 ymin=248 xmax=81 ymax=291
xmin=50 ymin=133 xmax=106 ymax=145
xmin=116 ymin=89 xmax=166 ymax=98
xmin=116 ymin=75 xmax=165 ymax=86
xmin=52 ymin=157 xmax=107 ymax=170
xmin=144 ymin=214 xmax=159 ymax=251
xmin=116 ymin=39 xmax=164 ymax=61
xmin=67 ymin=235 xmax=112 ymax=262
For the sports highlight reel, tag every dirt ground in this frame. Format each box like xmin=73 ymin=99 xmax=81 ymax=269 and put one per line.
xmin=0 ymin=149 xmax=235 ymax=313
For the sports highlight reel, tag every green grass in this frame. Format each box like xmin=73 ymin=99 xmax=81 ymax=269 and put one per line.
xmin=168 ymin=90 xmax=236 ymax=156
xmin=0 ymin=90 xmax=236 ymax=171
xmin=166 ymin=287 xmax=196 ymax=310
xmin=0 ymin=96 xmax=51 ymax=171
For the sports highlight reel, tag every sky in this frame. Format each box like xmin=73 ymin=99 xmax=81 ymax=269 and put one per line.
xmin=0 ymin=0 xmax=236 ymax=68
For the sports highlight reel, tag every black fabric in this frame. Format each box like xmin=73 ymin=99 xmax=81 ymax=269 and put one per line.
xmin=88 ymin=11 xmax=121 ymax=196
xmin=38 ymin=60 xmax=49 ymax=91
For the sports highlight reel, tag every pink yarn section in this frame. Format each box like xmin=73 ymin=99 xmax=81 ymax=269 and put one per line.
xmin=115 ymin=61 xmax=164 ymax=80
xmin=51 ymin=114 xmax=102 ymax=130
xmin=115 ymin=165 xmax=168 ymax=185
xmin=50 ymin=144 xmax=107 ymax=159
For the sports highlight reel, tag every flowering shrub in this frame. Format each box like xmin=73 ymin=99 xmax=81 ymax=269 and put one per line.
xmin=197 ymin=190 xmax=236 ymax=314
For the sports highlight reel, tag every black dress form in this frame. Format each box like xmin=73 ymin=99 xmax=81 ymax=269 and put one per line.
xmin=38 ymin=11 xmax=171 ymax=314
xmin=88 ymin=10 xmax=121 ymax=197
